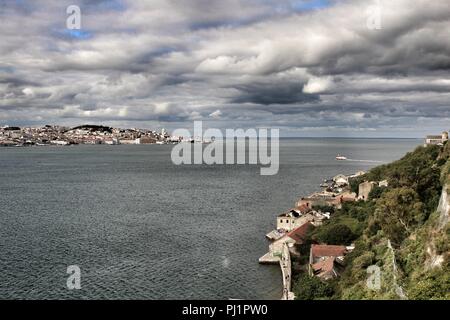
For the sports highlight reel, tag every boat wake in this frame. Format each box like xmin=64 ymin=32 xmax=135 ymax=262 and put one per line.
xmin=345 ymin=158 xmax=384 ymax=163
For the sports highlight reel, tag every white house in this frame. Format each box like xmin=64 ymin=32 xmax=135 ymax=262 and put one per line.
xmin=333 ymin=174 xmax=349 ymax=186
xmin=425 ymin=132 xmax=448 ymax=146
xmin=277 ymin=205 xmax=312 ymax=232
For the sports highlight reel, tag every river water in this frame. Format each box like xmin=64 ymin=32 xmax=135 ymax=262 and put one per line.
xmin=0 ymin=138 xmax=420 ymax=299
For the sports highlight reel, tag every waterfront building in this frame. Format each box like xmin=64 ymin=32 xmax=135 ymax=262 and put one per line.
xmin=333 ymin=174 xmax=349 ymax=186
xmin=276 ymin=205 xmax=311 ymax=231
xmin=119 ymin=138 xmax=140 ymax=145
xmin=50 ymin=140 xmax=69 ymax=146
xmin=138 ymin=137 xmax=157 ymax=144
xmin=270 ymin=222 xmax=314 ymax=256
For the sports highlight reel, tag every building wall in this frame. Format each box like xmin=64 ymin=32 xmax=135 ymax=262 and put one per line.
xmin=277 ymin=217 xmax=295 ymax=231
xmin=120 ymin=139 xmax=139 ymax=145
xmin=425 ymin=132 xmax=448 ymax=145
xmin=277 ymin=214 xmax=316 ymax=232
xmin=358 ymin=181 xmax=375 ymax=201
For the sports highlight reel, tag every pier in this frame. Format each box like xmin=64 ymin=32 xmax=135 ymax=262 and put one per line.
xmin=259 ymin=242 xmax=295 ymax=300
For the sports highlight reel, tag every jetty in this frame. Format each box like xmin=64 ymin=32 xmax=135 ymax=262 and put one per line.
xmin=259 ymin=242 xmax=294 ymax=300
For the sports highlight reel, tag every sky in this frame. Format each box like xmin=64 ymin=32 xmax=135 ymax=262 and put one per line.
xmin=0 ymin=0 xmax=450 ymax=137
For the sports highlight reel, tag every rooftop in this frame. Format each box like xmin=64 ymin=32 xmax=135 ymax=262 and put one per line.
xmin=311 ymin=244 xmax=347 ymax=258
xmin=287 ymin=222 xmax=313 ymax=244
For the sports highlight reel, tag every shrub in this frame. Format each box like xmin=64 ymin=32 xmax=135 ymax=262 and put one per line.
xmin=313 ymin=223 xmax=356 ymax=245
xmin=293 ymin=274 xmax=334 ymax=300
xmin=368 ymin=185 xmax=387 ymax=200
xmin=352 ymin=251 xmax=375 ymax=270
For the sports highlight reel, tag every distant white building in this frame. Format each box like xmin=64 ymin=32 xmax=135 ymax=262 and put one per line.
xmin=425 ymin=132 xmax=448 ymax=146
xmin=50 ymin=140 xmax=69 ymax=146
xmin=119 ymin=138 xmax=140 ymax=145
xmin=379 ymin=180 xmax=389 ymax=187
xmin=333 ymin=174 xmax=348 ymax=187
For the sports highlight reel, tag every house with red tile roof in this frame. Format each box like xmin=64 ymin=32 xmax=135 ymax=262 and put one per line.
xmin=270 ymin=222 xmax=314 ymax=256
xmin=286 ymin=222 xmax=313 ymax=244
xmin=309 ymin=244 xmax=351 ymax=280
xmin=311 ymin=257 xmax=339 ymax=280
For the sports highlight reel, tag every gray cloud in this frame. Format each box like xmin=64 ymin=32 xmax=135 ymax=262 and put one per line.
xmin=0 ymin=0 xmax=450 ymax=137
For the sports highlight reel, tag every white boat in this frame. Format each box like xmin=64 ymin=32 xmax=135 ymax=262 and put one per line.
xmin=336 ymin=154 xmax=347 ymax=160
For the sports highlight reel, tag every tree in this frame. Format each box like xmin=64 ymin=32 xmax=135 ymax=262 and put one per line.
xmin=368 ymin=185 xmax=387 ymax=200
xmin=349 ymin=176 xmax=365 ymax=195
xmin=313 ymin=223 xmax=356 ymax=245
xmin=374 ymin=187 xmax=425 ymax=245
xmin=293 ymin=274 xmax=334 ymax=300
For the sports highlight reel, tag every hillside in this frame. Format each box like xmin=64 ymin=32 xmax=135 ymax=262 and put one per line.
xmin=294 ymin=142 xmax=450 ymax=300
xmin=69 ymin=125 xmax=113 ymax=133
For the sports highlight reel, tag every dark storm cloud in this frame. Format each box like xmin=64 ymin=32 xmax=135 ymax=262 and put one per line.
xmin=0 ymin=76 xmax=39 ymax=88
xmin=230 ymin=82 xmax=320 ymax=105
xmin=0 ymin=0 xmax=450 ymax=136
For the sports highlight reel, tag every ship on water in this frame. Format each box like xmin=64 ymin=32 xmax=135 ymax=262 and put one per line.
xmin=336 ymin=154 xmax=347 ymax=160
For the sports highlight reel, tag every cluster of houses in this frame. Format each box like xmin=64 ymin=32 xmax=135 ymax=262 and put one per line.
xmin=260 ymin=170 xmax=389 ymax=299
xmin=0 ymin=125 xmax=180 ymax=146
xmin=296 ymin=172 xmax=364 ymax=210
xmin=260 ymin=199 xmax=354 ymax=281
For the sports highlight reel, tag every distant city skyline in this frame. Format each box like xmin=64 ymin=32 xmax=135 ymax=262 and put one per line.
xmin=1 ymin=0 xmax=450 ymax=138
xmin=1 ymin=122 xmax=444 ymax=138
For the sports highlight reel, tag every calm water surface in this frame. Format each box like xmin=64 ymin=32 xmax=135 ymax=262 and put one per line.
xmin=0 ymin=138 xmax=420 ymax=299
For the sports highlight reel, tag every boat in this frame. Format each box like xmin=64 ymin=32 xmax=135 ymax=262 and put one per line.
xmin=336 ymin=154 xmax=347 ymax=160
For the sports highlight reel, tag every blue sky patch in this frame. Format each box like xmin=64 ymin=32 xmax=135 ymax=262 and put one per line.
xmin=63 ymin=29 xmax=93 ymax=40
xmin=292 ymin=0 xmax=331 ymax=11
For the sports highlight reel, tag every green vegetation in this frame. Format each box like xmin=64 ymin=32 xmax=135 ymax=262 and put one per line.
xmin=374 ymin=187 xmax=425 ymax=245
xmin=292 ymin=143 xmax=450 ymax=300
xmin=69 ymin=124 xmax=113 ymax=133
xmin=311 ymin=223 xmax=356 ymax=245
xmin=293 ymin=274 xmax=334 ymax=300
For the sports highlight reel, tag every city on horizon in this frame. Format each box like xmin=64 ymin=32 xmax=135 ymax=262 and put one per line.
xmin=0 ymin=123 xmax=448 ymax=139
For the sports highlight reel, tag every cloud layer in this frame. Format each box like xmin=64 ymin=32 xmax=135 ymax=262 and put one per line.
xmin=1 ymin=0 xmax=450 ymax=136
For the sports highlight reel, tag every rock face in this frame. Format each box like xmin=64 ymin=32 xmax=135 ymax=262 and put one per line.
xmin=426 ymin=245 xmax=445 ymax=270
xmin=437 ymin=185 xmax=450 ymax=230
xmin=387 ymin=240 xmax=408 ymax=300
xmin=425 ymin=185 xmax=449 ymax=270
